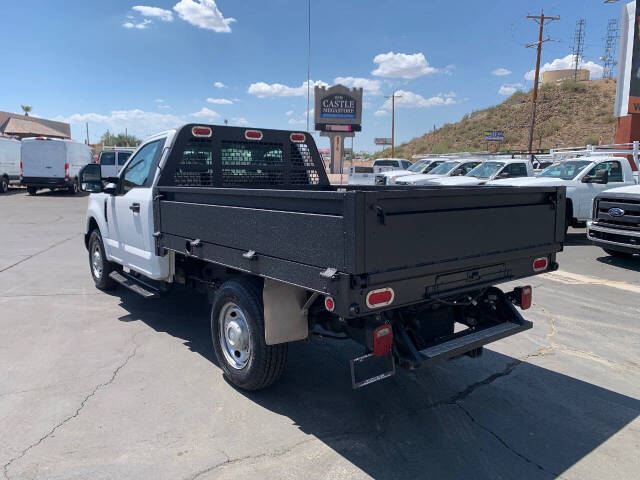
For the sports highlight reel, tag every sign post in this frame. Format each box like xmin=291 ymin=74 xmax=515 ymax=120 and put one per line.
xmin=315 ymin=85 xmax=362 ymax=174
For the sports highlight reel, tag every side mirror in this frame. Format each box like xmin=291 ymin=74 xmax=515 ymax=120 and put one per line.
xmin=79 ymin=164 xmax=103 ymax=192
xmin=583 ymin=170 xmax=609 ymax=184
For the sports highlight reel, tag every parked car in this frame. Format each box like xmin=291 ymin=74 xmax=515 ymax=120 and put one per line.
xmin=348 ymin=158 xmax=412 ymax=185
xmin=78 ymin=124 xmax=564 ymax=391
xmin=487 ymin=157 xmax=636 ymax=232
xmin=394 ymin=158 xmax=483 ymax=185
xmin=425 ymin=159 xmax=534 ymax=186
xmin=374 ymin=158 xmax=446 ymax=185
xmin=98 ymin=147 xmax=135 ymax=178
xmin=587 ymin=184 xmax=640 ymax=257
xmin=0 ymin=137 xmax=21 ymax=193
xmin=21 ymin=137 xmax=93 ymax=195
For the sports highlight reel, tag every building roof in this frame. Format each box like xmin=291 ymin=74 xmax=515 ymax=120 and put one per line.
xmin=1 ymin=117 xmax=68 ymax=138
xmin=0 ymin=111 xmax=70 ymax=137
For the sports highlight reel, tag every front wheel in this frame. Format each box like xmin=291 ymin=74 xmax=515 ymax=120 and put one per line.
xmin=0 ymin=177 xmax=8 ymax=193
xmin=88 ymin=229 xmax=116 ymax=290
xmin=27 ymin=187 xmax=37 ymax=196
xmin=211 ymin=279 xmax=287 ymax=390
xmin=68 ymin=178 xmax=79 ymax=195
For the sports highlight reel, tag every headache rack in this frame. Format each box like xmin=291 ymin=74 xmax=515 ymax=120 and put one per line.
xmin=157 ymin=124 xmax=330 ymax=190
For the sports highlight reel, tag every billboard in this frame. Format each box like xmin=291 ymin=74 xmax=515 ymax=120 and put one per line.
xmin=483 ymin=130 xmax=504 ymax=142
xmin=375 ymin=138 xmax=392 ymax=145
xmin=314 ymin=85 xmax=363 ymax=128
xmin=628 ymin=0 xmax=640 ymax=114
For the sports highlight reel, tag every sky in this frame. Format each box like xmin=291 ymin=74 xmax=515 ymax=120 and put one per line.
xmin=0 ymin=0 xmax=626 ymax=152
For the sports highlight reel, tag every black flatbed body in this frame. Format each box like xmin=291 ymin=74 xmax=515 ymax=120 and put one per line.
xmin=154 ymin=124 xmax=565 ymax=318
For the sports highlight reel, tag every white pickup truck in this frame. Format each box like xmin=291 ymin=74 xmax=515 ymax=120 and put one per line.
xmin=374 ymin=158 xmax=446 ymax=185
xmin=347 ymin=158 xmax=412 ymax=185
xmin=488 ymin=157 xmax=637 ymax=231
xmin=424 ymin=159 xmax=534 ymax=186
xmin=587 ymin=184 xmax=640 ymax=257
xmin=394 ymin=158 xmax=483 ymax=185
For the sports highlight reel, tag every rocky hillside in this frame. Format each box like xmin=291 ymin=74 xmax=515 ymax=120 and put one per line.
xmin=377 ymin=78 xmax=617 ymax=158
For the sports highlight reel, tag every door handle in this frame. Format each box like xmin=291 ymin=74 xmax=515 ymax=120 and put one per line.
xmin=129 ymin=203 xmax=140 ymax=213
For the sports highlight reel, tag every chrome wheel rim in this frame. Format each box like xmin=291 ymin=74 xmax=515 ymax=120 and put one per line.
xmin=219 ymin=302 xmax=251 ymax=369
xmin=91 ymin=243 xmax=103 ymax=279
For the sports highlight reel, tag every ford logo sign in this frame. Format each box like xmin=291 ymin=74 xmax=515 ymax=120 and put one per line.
xmin=608 ymin=207 xmax=625 ymax=217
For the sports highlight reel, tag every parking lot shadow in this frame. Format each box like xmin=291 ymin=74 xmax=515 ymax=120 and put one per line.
xmin=114 ymin=287 xmax=639 ymax=479
xmin=564 ymin=231 xmax=592 ymax=246
xmin=596 ymin=254 xmax=640 ymax=272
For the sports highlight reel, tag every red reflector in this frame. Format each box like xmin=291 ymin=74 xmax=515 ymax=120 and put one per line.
xmin=373 ymin=325 xmax=393 ymax=357
xmin=520 ymin=286 xmax=532 ymax=310
xmin=324 ymin=296 xmax=335 ymax=312
xmin=191 ymin=126 xmax=212 ymax=137
xmin=245 ymin=129 xmax=263 ymax=140
xmin=533 ymin=257 xmax=548 ymax=272
xmin=64 ymin=162 xmax=69 ymax=179
xmin=290 ymin=133 xmax=306 ymax=143
xmin=366 ymin=288 xmax=394 ymax=308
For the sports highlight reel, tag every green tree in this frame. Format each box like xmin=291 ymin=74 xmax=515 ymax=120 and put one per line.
xmin=99 ymin=131 xmax=141 ymax=147
xmin=20 ymin=105 xmax=32 ymax=116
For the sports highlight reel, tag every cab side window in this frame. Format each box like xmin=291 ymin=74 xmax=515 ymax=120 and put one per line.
xmin=100 ymin=152 xmax=115 ymax=166
xmin=401 ymin=160 xmax=412 ymax=169
xmin=121 ymin=139 xmax=164 ymax=193
xmin=587 ymin=161 xmax=623 ymax=182
xmin=454 ymin=162 xmax=480 ymax=176
xmin=503 ymin=163 xmax=528 ymax=177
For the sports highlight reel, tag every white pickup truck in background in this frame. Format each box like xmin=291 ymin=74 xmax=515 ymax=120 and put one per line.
xmin=374 ymin=158 xmax=447 ymax=185
xmin=488 ymin=157 xmax=637 ymax=231
xmin=348 ymin=158 xmax=412 ymax=185
xmin=424 ymin=159 xmax=534 ymax=186
xmin=394 ymin=158 xmax=483 ymax=185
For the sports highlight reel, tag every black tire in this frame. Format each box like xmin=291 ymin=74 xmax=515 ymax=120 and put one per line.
xmin=88 ymin=229 xmax=117 ymax=290
xmin=603 ymin=248 xmax=634 ymax=258
xmin=211 ymin=278 xmax=287 ymax=390
xmin=0 ymin=177 xmax=8 ymax=193
xmin=27 ymin=186 xmax=37 ymax=196
xmin=68 ymin=178 xmax=79 ymax=195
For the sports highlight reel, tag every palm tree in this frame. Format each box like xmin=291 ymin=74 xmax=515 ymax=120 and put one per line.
xmin=20 ymin=105 xmax=32 ymax=117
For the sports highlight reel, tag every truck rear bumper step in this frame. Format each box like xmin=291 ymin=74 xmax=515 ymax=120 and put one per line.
xmin=109 ymin=271 xmax=160 ymax=299
xmin=419 ymin=308 xmax=532 ymax=366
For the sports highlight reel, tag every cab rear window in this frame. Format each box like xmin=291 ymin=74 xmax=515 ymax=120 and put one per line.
xmin=100 ymin=152 xmax=115 ymax=165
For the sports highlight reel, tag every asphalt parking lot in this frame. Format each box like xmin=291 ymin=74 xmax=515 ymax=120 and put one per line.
xmin=1 ymin=188 xmax=638 ymax=480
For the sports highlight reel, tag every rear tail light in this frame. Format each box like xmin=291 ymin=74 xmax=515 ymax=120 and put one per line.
xmin=245 ymin=129 xmax=263 ymax=140
xmin=64 ymin=162 xmax=69 ymax=179
xmin=324 ymin=296 xmax=335 ymax=312
xmin=366 ymin=288 xmax=395 ymax=309
xmin=533 ymin=257 xmax=548 ymax=272
xmin=290 ymin=133 xmax=306 ymax=143
xmin=518 ymin=285 xmax=532 ymax=310
xmin=373 ymin=324 xmax=393 ymax=357
xmin=191 ymin=126 xmax=212 ymax=137
xmin=19 ymin=161 xmax=23 ymax=179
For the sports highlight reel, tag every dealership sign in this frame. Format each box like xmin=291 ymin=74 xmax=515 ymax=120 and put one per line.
xmin=375 ymin=138 xmax=392 ymax=145
xmin=483 ymin=130 xmax=504 ymax=142
xmin=320 ymin=94 xmax=356 ymax=119
xmin=314 ymin=84 xmax=363 ymax=129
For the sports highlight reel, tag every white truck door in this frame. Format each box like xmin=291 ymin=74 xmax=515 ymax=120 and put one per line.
xmin=577 ymin=160 xmax=627 ymax=219
xmin=109 ymin=138 xmax=168 ymax=279
xmin=100 ymin=152 xmax=117 ymax=178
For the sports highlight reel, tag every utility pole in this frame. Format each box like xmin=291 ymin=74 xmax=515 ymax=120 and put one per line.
xmin=385 ymin=92 xmax=402 ymax=157
xmin=571 ymin=19 xmax=586 ymax=81
xmin=526 ymin=10 xmax=560 ymax=156
xmin=85 ymin=122 xmax=89 ymax=145
xmin=601 ymin=18 xmax=619 ymax=79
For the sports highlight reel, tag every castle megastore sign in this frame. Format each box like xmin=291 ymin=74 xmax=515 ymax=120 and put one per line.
xmin=320 ymin=94 xmax=357 ymax=119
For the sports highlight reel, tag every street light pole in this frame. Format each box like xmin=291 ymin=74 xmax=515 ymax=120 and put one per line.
xmin=385 ymin=92 xmax=402 ymax=157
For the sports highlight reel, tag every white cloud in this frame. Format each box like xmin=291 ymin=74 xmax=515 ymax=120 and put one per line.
xmin=123 ymin=19 xmax=151 ymax=29
xmin=231 ymin=117 xmax=248 ymax=126
xmin=214 ymin=81 xmax=226 ymax=88
xmin=498 ymin=83 xmax=524 ymax=96
xmin=382 ymin=90 xmax=457 ymax=109
xmin=288 ymin=118 xmax=306 ymax=125
xmin=191 ymin=107 xmax=220 ymax=120
xmin=206 ymin=97 xmax=233 ymax=104
xmin=132 ymin=6 xmax=173 ymax=22
xmin=248 ymin=79 xmax=328 ymax=97
xmin=374 ymin=110 xmax=387 ymax=117
xmin=524 ymin=54 xmax=604 ymax=81
xmin=372 ymin=52 xmax=438 ymax=79
xmin=58 ymin=109 xmax=184 ymax=138
xmin=285 ymin=110 xmax=294 ymax=116
xmin=173 ymin=0 xmax=235 ymax=33
xmin=334 ymin=76 xmax=382 ymax=95
xmin=158 ymin=105 xmax=171 ymax=109
xmin=154 ymin=98 xmax=165 ymax=103
xmin=492 ymin=68 xmax=511 ymax=76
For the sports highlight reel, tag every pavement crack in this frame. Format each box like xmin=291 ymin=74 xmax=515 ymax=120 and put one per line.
xmin=1 ymin=341 xmax=140 ymax=480
xmin=456 ymin=403 xmax=562 ymax=478
xmin=0 ymin=234 xmax=81 ymax=274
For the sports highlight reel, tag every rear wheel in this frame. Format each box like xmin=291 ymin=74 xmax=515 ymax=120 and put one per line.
xmin=603 ymin=248 xmax=634 ymax=258
xmin=68 ymin=178 xmax=79 ymax=194
xmin=0 ymin=176 xmax=8 ymax=193
xmin=27 ymin=187 xmax=37 ymax=196
xmin=211 ymin=278 xmax=287 ymax=390
xmin=88 ymin=229 xmax=116 ymax=290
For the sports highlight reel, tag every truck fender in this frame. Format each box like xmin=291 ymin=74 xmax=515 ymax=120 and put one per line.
xmin=262 ymin=279 xmax=309 ymax=345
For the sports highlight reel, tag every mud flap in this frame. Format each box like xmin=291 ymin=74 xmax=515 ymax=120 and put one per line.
xmin=263 ymin=279 xmax=309 ymax=345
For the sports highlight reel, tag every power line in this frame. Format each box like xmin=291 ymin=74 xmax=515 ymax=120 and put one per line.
xmin=601 ymin=18 xmax=619 ymax=79
xmin=526 ymin=10 xmax=560 ymax=156
xmin=570 ymin=18 xmax=586 ymax=81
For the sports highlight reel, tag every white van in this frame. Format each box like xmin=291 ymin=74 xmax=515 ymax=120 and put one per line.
xmin=0 ymin=137 xmax=21 ymax=193
xmin=21 ymin=137 xmax=93 ymax=195
xmin=98 ymin=147 xmax=135 ymax=178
